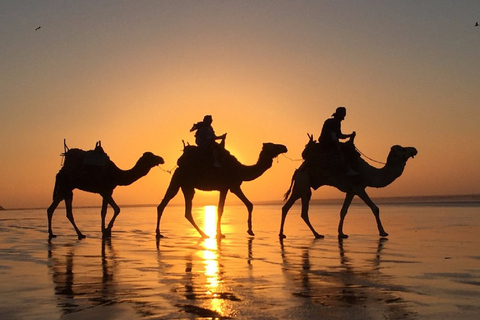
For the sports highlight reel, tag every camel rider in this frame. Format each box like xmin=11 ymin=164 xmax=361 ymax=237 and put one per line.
xmin=318 ymin=107 xmax=358 ymax=175
xmin=190 ymin=115 xmax=226 ymax=167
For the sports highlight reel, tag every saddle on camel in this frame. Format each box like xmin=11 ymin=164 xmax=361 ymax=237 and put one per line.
xmin=177 ymin=144 xmax=238 ymax=171
xmin=300 ymin=133 xmax=361 ymax=189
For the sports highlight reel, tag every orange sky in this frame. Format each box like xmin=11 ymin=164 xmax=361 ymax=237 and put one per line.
xmin=1 ymin=1 xmax=479 ymax=209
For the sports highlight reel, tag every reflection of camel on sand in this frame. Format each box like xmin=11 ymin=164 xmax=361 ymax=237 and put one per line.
xmin=47 ymin=141 xmax=164 ymax=239
xmin=280 ymin=137 xmax=417 ymax=239
xmin=47 ymin=239 xmax=118 ymax=316
xmin=156 ymin=143 xmax=287 ymax=239
xmin=279 ymin=238 xmax=411 ymax=317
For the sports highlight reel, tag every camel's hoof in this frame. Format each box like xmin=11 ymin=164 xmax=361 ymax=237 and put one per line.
xmin=156 ymin=233 xmax=165 ymax=239
xmin=338 ymin=233 xmax=349 ymax=239
xmin=77 ymin=234 xmax=86 ymax=240
xmin=247 ymin=230 xmax=255 ymax=236
xmin=314 ymin=234 xmax=325 ymax=239
xmin=216 ymin=233 xmax=226 ymax=239
xmin=279 ymin=234 xmax=287 ymax=239
xmin=102 ymin=230 xmax=112 ymax=238
xmin=379 ymin=232 xmax=389 ymax=238
xmin=49 ymin=234 xmax=57 ymax=240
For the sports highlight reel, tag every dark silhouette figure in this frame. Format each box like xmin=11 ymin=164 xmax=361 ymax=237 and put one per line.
xmin=475 ymin=22 xmax=479 ymax=27
xmin=156 ymin=142 xmax=287 ymax=239
xmin=190 ymin=115 xmax=227 ymax=167
xmin=279 ymin=134 xmax=417 ymax=239
xmin=35 ymin=26 xmax=41 ymax=31
xmin=47 ymin=141 xmax=164 ymax=239
xmin=318 ymin=107 xmax=357 ymax=175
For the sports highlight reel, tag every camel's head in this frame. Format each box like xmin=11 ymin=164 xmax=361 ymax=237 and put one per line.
xmin=139 ymin=152 xmax=165 ymax=168
xmin=387 ymin=146 xmax=418 ymax=165
xmin=262 ymin=143 xmax=288 ymax=159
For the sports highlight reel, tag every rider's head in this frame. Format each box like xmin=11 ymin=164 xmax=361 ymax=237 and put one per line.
xmin=203 ymin=115 xmax=213 ymax=125
xmin=332 ymin=107 xmax=346 ymax=120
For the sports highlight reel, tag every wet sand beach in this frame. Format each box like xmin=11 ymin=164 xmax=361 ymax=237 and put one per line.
xmin=1 ymin=202 xmax=479 ymax=319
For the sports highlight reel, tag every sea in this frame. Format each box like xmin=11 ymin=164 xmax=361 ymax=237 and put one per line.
xmin=1 ymin=196 xmax=479 ymax=319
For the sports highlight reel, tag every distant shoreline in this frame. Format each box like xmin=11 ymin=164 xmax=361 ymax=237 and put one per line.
xmin=2 ymin=194 xmax=480 ymax=211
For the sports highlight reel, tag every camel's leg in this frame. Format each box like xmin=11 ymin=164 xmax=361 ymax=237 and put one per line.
xmin=216 ymin=190 xmax=228 ymax=239
xmin=156 ymin=181 xmax=180 ymax=239
xmin=338 ymin=192 xmax=355 ymax=239
xmin=101 ymin=198 xmax=108 ymax=234
xmin=357 ymin=189 xmax=388 ymax=237
xmin=104 ymin=196 xmax=120 ymax=238
xmin=182 ymin=187 xmax=208 ymax=238
xmin=279 ymin=174 xmax=307 ymax=239
xmin=231 ymin=186 xmax=254 ymax=236
xmin=47 ymin=198 xmax=62 ymax=239
xmin=300 ymin=189 xmax=324 ymax=239
xmin=64 ymin=192 xmax=86 ymax=240
xmin=279 ymin=193 xmax=299 ymax=239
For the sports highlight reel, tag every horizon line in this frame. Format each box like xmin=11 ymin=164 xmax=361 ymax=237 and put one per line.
xmin=2 ymin=193 xmax=480 ymax=211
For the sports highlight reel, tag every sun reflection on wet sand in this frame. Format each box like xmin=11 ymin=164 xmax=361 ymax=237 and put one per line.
xmin=201 ymin=205 xmax=231 ymax=317
xmin=203 ymin=205 xmax=217 ymax=239
xmin=2 ymin=205 xmax=480 ymax=319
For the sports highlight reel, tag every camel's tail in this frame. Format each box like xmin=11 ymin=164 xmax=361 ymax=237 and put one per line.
xmin=283 ymin=170 xmax=297 ymax=201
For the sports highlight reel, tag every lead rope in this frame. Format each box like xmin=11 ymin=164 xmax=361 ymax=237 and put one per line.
xmin=281 ymin=154 xmax=303 ymax=162
xmin=159 ymin=165 xmax=178 ymax=174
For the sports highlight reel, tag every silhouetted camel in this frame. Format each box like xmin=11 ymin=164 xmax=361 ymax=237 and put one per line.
xmin=279 ymin=136 xmax=417 ymax=239
xmin=156 ymin=143 xmax=287 ymax=239
xmin=47 ymin=142 xmax=164 ymax=239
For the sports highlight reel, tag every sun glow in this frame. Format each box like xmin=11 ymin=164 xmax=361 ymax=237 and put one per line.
xmin=203 ymin=205 xmax=217 ymax=238
xmin=200 ymin=205 xmax=233 ymax=316
xmin=202 ymin=206 xmax=219 ymax=289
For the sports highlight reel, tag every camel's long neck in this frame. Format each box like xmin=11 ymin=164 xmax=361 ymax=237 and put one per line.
xmin=239 ymin=153 xmax=274 ymax=182
xmin=361 ymin=160 xmax=406 ymax=188
xmin=114 ymin=161 xmax=152 ymax=186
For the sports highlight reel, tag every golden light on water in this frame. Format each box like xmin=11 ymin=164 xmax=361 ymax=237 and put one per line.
xmin=203 ymin=205 xmax=217 ymax=239
xmin=203 ymin=206 xmax=219 ymax=289
xmin=201 ymin=205 xmax=233 ymax=317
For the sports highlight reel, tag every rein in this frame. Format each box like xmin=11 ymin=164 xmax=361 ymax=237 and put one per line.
xmin=280 ymin=147 xmax=386 ymax=165
xmin=355 ymin=147 xmax=386 ymax=165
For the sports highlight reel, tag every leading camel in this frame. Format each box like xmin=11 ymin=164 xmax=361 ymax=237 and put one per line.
xmin=47 ymin=142 xmax=164 ymax=239
xmin=156 ymin=142 xmax=287 ymax=239
xmin=279 ymin=136 xmax=417 ymax=239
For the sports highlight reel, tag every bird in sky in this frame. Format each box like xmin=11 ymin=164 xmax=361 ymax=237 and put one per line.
xmin=35 ymin=26 xmax=41 ymax=31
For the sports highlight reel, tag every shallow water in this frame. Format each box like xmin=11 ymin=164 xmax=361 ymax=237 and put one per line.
xmin=0 ymin=202 xmax=479 ymax=319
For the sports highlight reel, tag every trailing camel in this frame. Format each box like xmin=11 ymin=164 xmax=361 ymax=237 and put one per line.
xmin=47 ymin=141 xmax=164 ymax=239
